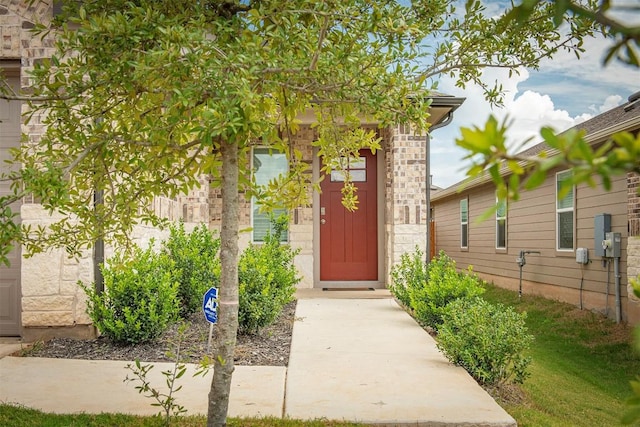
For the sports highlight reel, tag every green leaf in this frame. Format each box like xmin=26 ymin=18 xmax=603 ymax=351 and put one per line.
xmin=524 ymin=169 xmax=546 ymax=190
xmin=540 ymin=127 xmax=559 ymax=148
xmin=539 ymin=155 xmax=564 ymax=172
xmin=507 ymin=160 xmax=524 ymax=175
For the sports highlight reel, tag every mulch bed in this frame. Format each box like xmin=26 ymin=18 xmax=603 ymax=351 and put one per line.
xmin=19 ymin=301 xmax=296 ymax=366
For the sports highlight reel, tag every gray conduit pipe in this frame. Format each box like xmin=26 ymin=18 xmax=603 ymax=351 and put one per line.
xmin=615 ymin=256 xmax=621 ymax=324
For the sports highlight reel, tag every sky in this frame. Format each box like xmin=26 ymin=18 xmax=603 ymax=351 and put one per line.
xmin=428 ymin=3 xmax=640 ymax=189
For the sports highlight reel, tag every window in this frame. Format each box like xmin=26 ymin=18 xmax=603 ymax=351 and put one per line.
xmin=252 ymin=147 xmax=288 ymax=242
xmin=556 ymin=170 xmax=574 ymax=251
xmin=496 ymin=196 xmax=507 ymax=249
xmin=330 ymin=156 xmax=367 ymax=182
xmin=460 ymin=198 xmax=468 ymax=249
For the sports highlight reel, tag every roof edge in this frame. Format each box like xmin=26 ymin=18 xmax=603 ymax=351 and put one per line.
xmin=429 ymin=96 xmax=466 ymax=109
xmin=432 ymin=106 xmax=640 ymax=202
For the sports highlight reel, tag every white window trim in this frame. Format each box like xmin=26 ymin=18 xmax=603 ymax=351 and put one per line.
xmin=496 ymin=195 xmax=507 ymax=250
xmin=556 ymin=170 xmax=575 ymax=252
xmin=460 ymin=198 xmax=469 ymax=249
xmin=251 ymin=147 xmax=289 ymax=243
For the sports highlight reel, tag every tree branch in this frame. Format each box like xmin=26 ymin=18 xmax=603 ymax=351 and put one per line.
xmin=309 ymin=15 xmax=330 ymax=72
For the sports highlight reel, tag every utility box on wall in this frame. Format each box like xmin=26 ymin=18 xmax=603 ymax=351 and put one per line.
xmin=594 ymin=213 xmax=611 ymax=257
xmin=604 ymin=232 xmax=622 ymax=258
xmin=576 ymin=247 xmax=589 ymax=264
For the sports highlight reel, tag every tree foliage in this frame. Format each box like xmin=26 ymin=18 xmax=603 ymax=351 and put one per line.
xmin=457 ymin=115 xmax=640 ymax=220
xmin=0 ymin=0 xmax=604 ymax=262
xmin=0 ymin=0 xmax=611 ymax=424
xmin=507 ymin=0 xmax=639 ymax=67
xmin=454 ymin=0 xmax=639 ymax=208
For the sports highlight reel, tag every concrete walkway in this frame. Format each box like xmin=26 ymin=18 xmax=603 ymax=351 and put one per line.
xmin=0 ymin=295 xmax=516 ymax=426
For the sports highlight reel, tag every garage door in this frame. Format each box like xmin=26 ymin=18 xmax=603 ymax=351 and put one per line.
xmin=0 ymin=69 xmax=22 ymax=336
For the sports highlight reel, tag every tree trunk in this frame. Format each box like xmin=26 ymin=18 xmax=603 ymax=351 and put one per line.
xmin=207 ymin=140 xmax=239 ymax=427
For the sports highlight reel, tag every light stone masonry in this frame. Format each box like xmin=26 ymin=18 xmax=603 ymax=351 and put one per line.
xmin=22 ymin=311 xmax=74 ymax=327
xmin=385 ymin=125 xmax=429 ymax=273
xmin=21 ymin=251 xmax=64 ymax=297
xmin=22 ymin=295 xmax=75 ymax=312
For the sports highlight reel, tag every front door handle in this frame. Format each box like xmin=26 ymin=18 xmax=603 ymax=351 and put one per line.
xmin=320 ymin=219 xmax=326 ymax=225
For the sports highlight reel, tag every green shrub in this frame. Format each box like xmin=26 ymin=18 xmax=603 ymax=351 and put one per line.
xmin=163 ymin=222 xmax=220 ymax=318
xmin=83 ymin=246 xmax=180 ymax=344
xmin=238 ymin=221 xmax=300 ymax=334
xmin=390 ymin=247 xmax=427 ymax=308
xmin=410 ymin=251 xmax=485 ymax=329
xmin=437 ymin=297 xmax=533 ymax=386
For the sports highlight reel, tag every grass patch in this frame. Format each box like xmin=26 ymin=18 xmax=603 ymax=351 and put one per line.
xmin=0 ymin=404 xmax=364 ymax=427
xmin=482 ymin=283 xmax=640 ymax=426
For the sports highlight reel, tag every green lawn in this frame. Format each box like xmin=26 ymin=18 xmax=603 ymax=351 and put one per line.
xmin=0 ymin=405 xmax=363 ymax=427
xmin=2 ymin=285 xmax=639 ymax=426
xmin=482 ymin=284 xmax=640 ymax=426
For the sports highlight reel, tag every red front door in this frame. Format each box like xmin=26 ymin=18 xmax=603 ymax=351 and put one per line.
xmin=320 ymin=150 xmax=378 ymax=281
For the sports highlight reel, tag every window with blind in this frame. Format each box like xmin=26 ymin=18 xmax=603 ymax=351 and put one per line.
xmin=460 ymin=198 xmax=468 ymax=249
xmin=252 ymin=147 xmax=288 ymax=242
xmin=556 ymin=170 xmax=574 ymax=251
xmin=496 ymin=195 xmax=507 ymax=249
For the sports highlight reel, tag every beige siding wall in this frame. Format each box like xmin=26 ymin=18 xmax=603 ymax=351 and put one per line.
xmin=433 ymin=170 xmax=630 ymax=321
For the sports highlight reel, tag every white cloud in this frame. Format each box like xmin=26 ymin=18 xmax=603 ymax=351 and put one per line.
xmin=429 ymin=67 xmax=633 ymax=188
xmin=524 ymin=35 xmax=640 ymax=102
xmin=590 ymin=95 xmax=623 ymax=114
xmin=500 ymin=90 xmax=591 ymax=151
xmin=425 ymin=1 xmax=640 ymax=189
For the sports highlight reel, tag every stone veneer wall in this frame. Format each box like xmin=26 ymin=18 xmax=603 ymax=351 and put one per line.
xmin=628 ymin=173 xmax=640 ymax=324
xmin=20 ymin=202 xmax=183 ymax=341
xmin=1 ymin=2 xmax=211 ymax=338
xmin=385 ymin=124 xmax=428 ymax=281
xmin=288 ymin=127 xmax=315 ymax=287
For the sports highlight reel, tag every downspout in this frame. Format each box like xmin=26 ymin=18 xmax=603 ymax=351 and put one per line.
xmin=425 ymin=112 xmax=454 ymax=263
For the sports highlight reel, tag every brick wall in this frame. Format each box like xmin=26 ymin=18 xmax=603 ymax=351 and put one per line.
xmin=385 ymin=124 xmax=428 ymax=280
xmin=628 ymin=173 xmax=640 ymax=323
xmin=0 ymin=1 xmax=51 ymax=61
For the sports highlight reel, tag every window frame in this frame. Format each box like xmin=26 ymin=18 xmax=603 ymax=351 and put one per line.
xmin=496 ymin=195 xmax=507 ymax=250
xmin=460 ymin=198 xmax=469 ymax=249
xmin=251 ymin=147 xmax=289 ymax=243
xmin=555 ymin=170 xmax=575 ymax=251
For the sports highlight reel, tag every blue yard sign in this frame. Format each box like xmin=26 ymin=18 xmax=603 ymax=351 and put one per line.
xmin=203 ymin=287 xmax=218 ymax=324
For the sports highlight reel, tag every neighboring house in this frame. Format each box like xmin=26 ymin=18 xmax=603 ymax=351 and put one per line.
xmin=0 ymin=1 xmax=464 ymax=340
xmin=431 ymin=92 xmax=640 ymax=324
